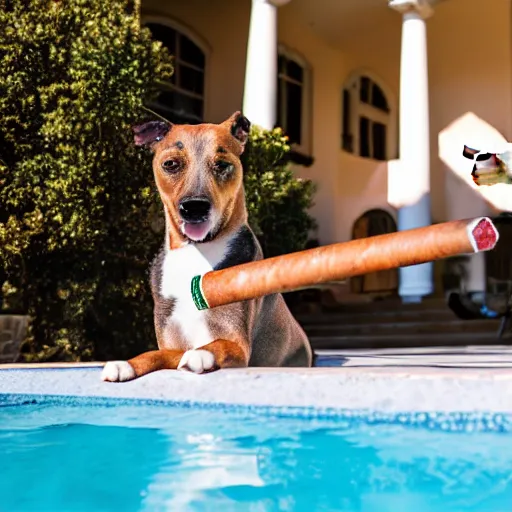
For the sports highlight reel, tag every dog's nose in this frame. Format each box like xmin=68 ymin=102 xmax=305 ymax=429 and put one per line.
xmin=179 ymin=197 xmax=211 ymax=223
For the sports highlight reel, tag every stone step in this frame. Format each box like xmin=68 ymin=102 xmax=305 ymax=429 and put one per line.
xmin=296 ymin=308 xmax=457 ymax=326
xmin=309 ymin=331 xmax=508 ymax=350
xmin=319 ymin=296 xmax=448 ymax=314
xmin=317 ymin=344 xmax=512 ymax=357
xmin=302 ymin=318 xmax=501 ymax=337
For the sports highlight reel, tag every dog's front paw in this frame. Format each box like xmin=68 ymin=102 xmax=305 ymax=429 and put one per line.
xmin=101 ymin=361 xmax=136 ymax=382
xmin=178 ymin=350 xmax=216 ymax=374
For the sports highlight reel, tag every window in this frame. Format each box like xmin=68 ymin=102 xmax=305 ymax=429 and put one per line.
xmin=277 ymin=47 xmax=311 ymax=155
xmin=145 ymin=22 xmax=206 ymax=125
xmin=342 ymin=73 xmax=394 ymax=161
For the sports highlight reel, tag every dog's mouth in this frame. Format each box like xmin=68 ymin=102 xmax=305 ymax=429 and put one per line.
xmin=181 ymin=220 xmax=213 ymax=243
xmin=177 ymin=197 xmax=217 ymax=243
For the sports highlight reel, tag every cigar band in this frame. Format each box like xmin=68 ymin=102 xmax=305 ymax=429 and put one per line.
xmin=191 ymin=274 xmax=209 ymax=310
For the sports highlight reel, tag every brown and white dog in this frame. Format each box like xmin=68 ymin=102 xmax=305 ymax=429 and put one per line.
xmin=101 ymin=112 xmax=312 ymax=382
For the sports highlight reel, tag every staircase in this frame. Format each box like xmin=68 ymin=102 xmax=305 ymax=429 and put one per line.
xmin=294 ymin=297 xmax=508 ymax=351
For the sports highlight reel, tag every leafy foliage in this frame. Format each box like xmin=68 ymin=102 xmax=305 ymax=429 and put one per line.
xmin=0 ymin=0 xmax=316 ymax=362
xmin=0 ymin=0 xmax=173 ymax=361
xmin=243 ymin=126 xmax=317 ymax=258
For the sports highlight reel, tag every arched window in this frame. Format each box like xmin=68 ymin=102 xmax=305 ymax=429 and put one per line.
xmin=342 ymin=73 xmax=395 ymax=161
xmin=277 ymin=46 xmax=312 ymax=156
xmin=145 ymin=21 xmax=206 ymax=125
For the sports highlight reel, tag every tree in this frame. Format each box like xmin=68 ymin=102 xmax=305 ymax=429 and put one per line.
xmin=243 ymin=126 xmax=317 ymax=259
xmin=0 ymin=0 xmax=173 ymax=361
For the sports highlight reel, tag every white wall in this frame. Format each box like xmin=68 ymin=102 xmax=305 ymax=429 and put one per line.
xmin=142 ymin=0 xmax=512 ymax=266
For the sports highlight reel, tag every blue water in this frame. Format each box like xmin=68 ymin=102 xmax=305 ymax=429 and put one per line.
xmin=1 ymin=397 xmax=512 ymax=512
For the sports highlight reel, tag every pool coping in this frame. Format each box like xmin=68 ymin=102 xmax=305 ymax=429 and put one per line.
xmin=2 ymin=362 xmax=512 ymax=414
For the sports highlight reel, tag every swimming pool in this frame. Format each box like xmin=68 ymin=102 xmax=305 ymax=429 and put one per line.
xmin=1 ymin=393 xmax=512 ymax=512
xmin=1 ymin=364 xmax=512 ymax=512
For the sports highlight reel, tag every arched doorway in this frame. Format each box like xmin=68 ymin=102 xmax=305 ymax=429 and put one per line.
xmin=350 ymin=209 xmax=398 ymax=294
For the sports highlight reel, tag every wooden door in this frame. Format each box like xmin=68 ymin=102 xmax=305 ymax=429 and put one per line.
xmin=350 ymin=209 xmax=398 ymax=294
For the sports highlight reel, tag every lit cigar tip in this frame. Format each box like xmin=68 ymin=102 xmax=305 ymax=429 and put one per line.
xmin=471 ymin=218 xmax=499 ymax=252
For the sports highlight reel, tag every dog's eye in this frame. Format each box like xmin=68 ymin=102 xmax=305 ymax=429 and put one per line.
xmin=161 ymin=159 xmax=181 ymax=173
xmin=213 ymin=161 xmax=234 ymax=175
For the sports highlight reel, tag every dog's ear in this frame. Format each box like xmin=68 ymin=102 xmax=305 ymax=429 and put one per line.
xmin=132 ymin=121 xmax=172 ymax=149
xmin=225 ymin=111 xmax=251 ymax=149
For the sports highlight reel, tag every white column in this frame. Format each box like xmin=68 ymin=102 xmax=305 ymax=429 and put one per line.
xmin=243 ymin=0 xmax=290 ymax=130
xmin=389 ymin=0 xmax=434 ymax=303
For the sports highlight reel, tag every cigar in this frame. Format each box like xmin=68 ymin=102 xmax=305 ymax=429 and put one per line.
xmin=191 ymin=217 xmax=499 ymax=310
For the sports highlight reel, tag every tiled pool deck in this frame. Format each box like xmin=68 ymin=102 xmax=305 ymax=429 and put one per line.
xmin=2 ymin=346 xmax=512 ymax=414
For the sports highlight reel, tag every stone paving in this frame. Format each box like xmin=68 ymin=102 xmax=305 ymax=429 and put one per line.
xmin=2 ymin=346 xmax=512 ymax=413
xmin=315 ymin=345 xmax=512 ymax=368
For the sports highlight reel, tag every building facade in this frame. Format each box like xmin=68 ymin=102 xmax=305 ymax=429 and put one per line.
xmin=141 ymin=0 xmax=512 ymax=302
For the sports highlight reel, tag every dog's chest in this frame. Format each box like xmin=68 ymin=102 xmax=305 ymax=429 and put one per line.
xmin=160 ymin=243 xmax=225 ymax=349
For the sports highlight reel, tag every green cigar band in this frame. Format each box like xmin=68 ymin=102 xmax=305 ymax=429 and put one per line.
xmin=191 ymin=274 xmax=209 ymax=310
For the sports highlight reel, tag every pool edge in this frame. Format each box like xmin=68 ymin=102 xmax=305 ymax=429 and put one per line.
xmin=1 ymin=365 xmax=512 ymax=415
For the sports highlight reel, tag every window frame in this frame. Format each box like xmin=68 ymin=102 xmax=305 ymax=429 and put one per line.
xmin=141 ymin=15 xmax=211 ymax=124
xmin=341 ymin=70 xmax=397 ymax=162
xmin=277 ymin=44 xmax=313 ymax=157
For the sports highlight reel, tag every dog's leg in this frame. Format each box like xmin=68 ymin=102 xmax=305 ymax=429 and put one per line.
xmin=102 ymin=349 xmax=185 ymax=382
xmin=102 ymin=340 xmax=249 ymax=381
xmin=178 ymin=340 xmax=249 ymax=374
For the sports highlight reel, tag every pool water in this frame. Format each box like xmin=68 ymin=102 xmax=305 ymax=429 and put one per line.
xmin=1 ymin=397 xmax=512 ymax=512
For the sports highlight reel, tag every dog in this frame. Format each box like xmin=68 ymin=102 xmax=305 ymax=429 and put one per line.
xmin=101 ymin=111 xmax=312 ymax=382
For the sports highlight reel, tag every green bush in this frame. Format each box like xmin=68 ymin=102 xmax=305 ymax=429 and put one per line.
xmin=243 ymin=126 xmax=317 ymax=258
xmin=0 ymin=1 xmax=316 ymax=363
xmin=0 ymin=0 xmax=173 ymax=362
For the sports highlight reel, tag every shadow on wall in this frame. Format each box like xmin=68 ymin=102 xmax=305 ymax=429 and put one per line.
xmin=337 ymin=153 xmax=393 ymax=242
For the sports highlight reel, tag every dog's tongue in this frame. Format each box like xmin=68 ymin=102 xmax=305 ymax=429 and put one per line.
xmin=183 ymin=222 xmax=210 ymax=242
